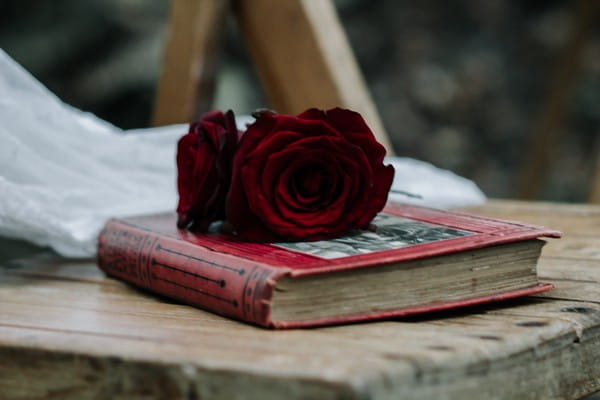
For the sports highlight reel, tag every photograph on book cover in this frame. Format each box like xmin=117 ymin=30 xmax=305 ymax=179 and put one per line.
xmin=274 ymin=214 xmax=473 ymax=259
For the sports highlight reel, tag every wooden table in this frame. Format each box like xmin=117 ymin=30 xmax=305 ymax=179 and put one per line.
xmin=1 ymin=200 xmax=599 ymax=399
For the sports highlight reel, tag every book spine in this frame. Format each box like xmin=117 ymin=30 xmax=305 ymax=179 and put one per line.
xmin=97 ymin=220 xmax=283 ymax=327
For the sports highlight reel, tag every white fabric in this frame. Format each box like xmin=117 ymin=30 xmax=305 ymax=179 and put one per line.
xmin=0 ymin=49 xmax=485 ymax=258
xmin=386 ymin=157 xmax=486 ymax=208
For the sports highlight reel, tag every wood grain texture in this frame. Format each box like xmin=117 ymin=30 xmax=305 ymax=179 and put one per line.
xmin=1 ymin=200 xmax=599 ymax=399
xmin=234 ymin=0 xmax=393 ymax=154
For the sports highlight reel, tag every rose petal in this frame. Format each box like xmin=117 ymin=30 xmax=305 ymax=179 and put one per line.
xmin=323 ymin=108 xmax=387 ymax=162
xmin=176 ymin=110 xmax=238 ymax=231
xmin=226 ymin=108 xmax=394 ymax=241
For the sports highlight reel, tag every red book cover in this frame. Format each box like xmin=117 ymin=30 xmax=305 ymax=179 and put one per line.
xmin=96 ymin=203 xmax=560 ymax=329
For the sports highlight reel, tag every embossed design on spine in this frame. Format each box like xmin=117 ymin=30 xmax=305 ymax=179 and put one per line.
xmin=149 ymin=241 xmax=242 ymax=308
xmin=150 ymin=269 xmax=239 ymax=307
xmin=99 ymin=222 xmax=281 ymax=325
xmin=241 ymin=266 xmax=259 ymax=319
xmin=138 ymin=235 xmax=157 ymax=286
xmin=156 ymin=243 xmax=246 ymax=275
xmin=242 ymin=268 xmax=273 ymax=323
xmin=100 ymin=227 xmax=147 ymax=279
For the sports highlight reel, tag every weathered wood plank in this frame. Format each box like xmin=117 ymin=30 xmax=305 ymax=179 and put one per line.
xmin=541 ymin=237 xmax=600 ymax=260
xmin=488 ymin=299 xmax=600 ymax=341
xmin=538 ymin=278 xmax=600 ymax=303
xmin=361 ymin=331 xmax=600 ymax=400
xmin=1 ymin=200 xmax=599 ymax=399
xmin=538 ymin=257 xmax=600 ymax=282
xmin=470 ymin=199 xmax=600 ymax=216
xmin=0 ymin=268 xmax=595 ymax=363
xmin=1 ymin=269 xmax=593 ymax=374
xmin=465 ymin=200 xmax=600 ymax=236
xmin=0 ymin=298 xmax=597 ymax=399
xmin=0 ymin=334 xmax=356 ymax=400
xmin=1 ymin=253 xmax=106 ymax=284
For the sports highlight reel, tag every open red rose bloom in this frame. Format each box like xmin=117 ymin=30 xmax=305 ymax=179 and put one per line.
xmin=177 ymin=107 xmax=394 ymax=242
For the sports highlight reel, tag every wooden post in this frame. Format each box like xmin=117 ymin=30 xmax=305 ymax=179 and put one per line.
xmin=517 ymin=0 xmax=597 ymax=199
xmin=234 ymin=0 xmax=394 ymax=154
xmin=153 ymin=0 xmax=393 ymax=154
xmin=152 ymin=0 xmax=230 ymax=126
xmin=590 ymin=153 xmax=600 ymax=203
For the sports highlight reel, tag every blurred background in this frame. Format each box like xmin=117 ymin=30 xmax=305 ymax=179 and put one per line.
xmin=1 ymin=0 xmax=599 ymax=202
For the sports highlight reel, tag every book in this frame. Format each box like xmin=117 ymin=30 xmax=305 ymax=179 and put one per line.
xmin=97 ymin=203 xmax=561 ymax=329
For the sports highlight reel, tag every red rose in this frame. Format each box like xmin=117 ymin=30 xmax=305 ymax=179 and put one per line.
xmin=226 ymin=108 xmax=394 ymax=241
xmin=176 ymin=110 xmax=238 ymax=231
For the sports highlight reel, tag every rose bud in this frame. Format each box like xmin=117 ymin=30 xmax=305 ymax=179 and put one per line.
xmin=226 ymin=107 xmax=395 ymax=241
xmin=176 ymin=110 xmax=238 ymax=231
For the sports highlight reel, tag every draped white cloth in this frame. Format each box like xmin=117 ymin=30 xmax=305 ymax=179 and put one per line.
xmin=0 ymin=49 xmax=485 ymax=257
